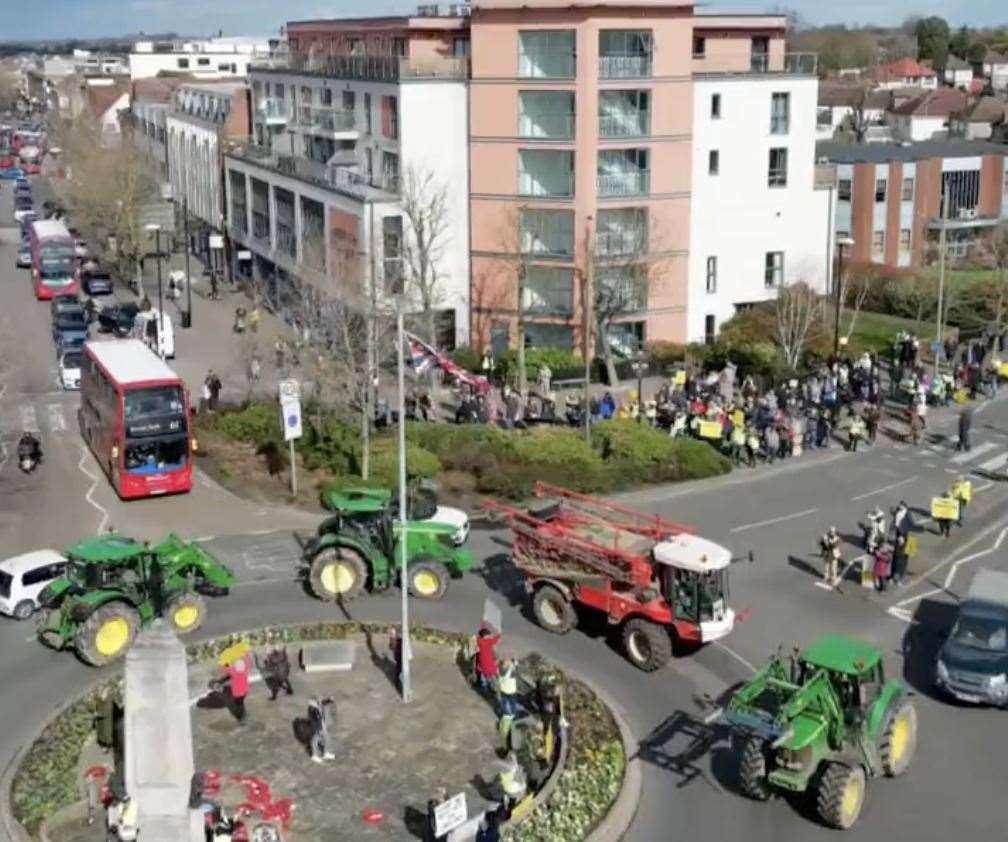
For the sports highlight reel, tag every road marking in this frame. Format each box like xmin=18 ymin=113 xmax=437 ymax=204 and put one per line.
xmin=19 ymin=404 xmax=38 ymax=432
xmin=814 ymin=553 xmax=870 ymax=590
xmin=850 ymin=477 xmax=918 ymax=502
xmin=977 ymin=452 xmax=1008 ymax=473
xmin=729 ymin=507 xmax=819 ymax=534
xmin=974 ymin=480 xmax=994 ymax=494
xmin=0 ymin=441 xmax=7 ymax=472
xmin=77 ymin=445 xmax=110 ymax=533
xmin=901 ymin=522 xmax=1008 ymax=599
xmin=950 ymin=441 xmax=997 ymax=464
xmin=47 ymin=403 xmax=66 ymax=433
xmin=945 ymin=468 xmax=957 ymax=475
xmin=711 ymin=641 xmax=757 ymax=674
xmin=975 ymin=399 xmax=991 ymax=415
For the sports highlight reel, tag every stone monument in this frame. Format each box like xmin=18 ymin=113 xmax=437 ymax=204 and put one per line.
xmin=124 ymin=619 xmax=203 ymax=841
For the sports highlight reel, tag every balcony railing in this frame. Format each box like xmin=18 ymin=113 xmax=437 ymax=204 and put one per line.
xmin=293 ymin=105 xmax=357 ymax=133
xmin=256 ymin=97 xmax=288 ymax=122
xmin=231 ymin=203 xmax=248 ymax=234
xmin=597 ymin=170 xmax=649 ymax=197
xmin=518 ymin=171 xmax=574 ymax=198
xmin=599 ymin=112 xmax=650 ymax=138
xmin=276 ymin=222 xmax=297 ymax=258
xmin=598 ymin=55 xmax=652 ymax=79
xmin=596 ymin=228 xmax=646 ymax=257
xmin=751 ymin=53 xmax=770 ymax=72
xmin=518 ymin=51 xmax=576 ymax=79
xmin=518 ymin=112 xmax=575 ymax=139
xmin=784 ymin=52 xmax=818 ymax=74
xmin=251 ymin=54 xmax=469 ymax=82
xmin=251 ymin=211 xmax=270 ymax=240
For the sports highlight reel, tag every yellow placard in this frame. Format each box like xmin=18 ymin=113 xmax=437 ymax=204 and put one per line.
xmin=1000 ymin=362 xmax=1008 ymax=378
xmin=931 ymin=497 xmax=960 ymax=521
xmin=217 ymin=640 xmax=249 ymax=667
xmin=673 ymin=370 xmax=687 ymax=387
xmin=699 ymin=420 xmax=723 ymax=439
xmin=905 ymin=534 xmax=918 ymax=558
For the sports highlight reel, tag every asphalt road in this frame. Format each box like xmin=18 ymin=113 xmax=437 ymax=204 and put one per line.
xmin=2 ymin=176 xmax=1008 ymax=841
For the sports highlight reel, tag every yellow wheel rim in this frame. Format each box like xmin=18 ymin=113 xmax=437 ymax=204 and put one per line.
xmin=95 ymin=618 xmax=130 ymax=657
xmin=320 ymin=562 xmax=355 ymax=594
xmin=174 ymin=605 xmax=199 ymax=629
xmin=889 ymin=712 xmax=910 ymax=762
xmin=841 ymin=775 xmax=863 ymax=823
xmin=413 ymin=570 xmax=439 ymax=596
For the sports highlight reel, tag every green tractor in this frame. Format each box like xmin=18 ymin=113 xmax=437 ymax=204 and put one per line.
xmin=719 ymin=635 xmax=917 ymax=830
xmin=302 ymin=489 xmax=473 ymax=602
xmin=37 ymin=534 xmax=235 ymax=666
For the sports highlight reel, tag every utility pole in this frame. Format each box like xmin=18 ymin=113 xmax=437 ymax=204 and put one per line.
xmin=935 ymin=183 xmax=950 ymax=377
xmin=395 ymin=296 xmax=412 ymax=703
xmin=363 ymin=202 xmax=376 ymax=481
xmin=183 ymin=196 xmax=193 ymax=327
xmin=582 ymin=215 xmax=594 ymax=444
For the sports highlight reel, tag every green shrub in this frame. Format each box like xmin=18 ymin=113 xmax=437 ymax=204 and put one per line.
xmin=509 ymin=427 xmax=603 ymax=471
xmin=591 ymin=420 xmax=680 ymax=466
xmin=450 ymin=345 xmax=482 ymax=373
xmin=497 ymin=347 xmax=583 ymax=385
xmin=212 ymin=401 xmax=280 ymax=445
xmin=645 ymin=340 xmax=688 ymax=370
xmin=670 ymin=437 xmax=732 ymax=480
xmin=368 ymin=438 xmax=441 ymax=487
xmin=300 ymin=415 xmax=360 ymax=475
xmin=405 ymin=422 xmax=510 ymax=460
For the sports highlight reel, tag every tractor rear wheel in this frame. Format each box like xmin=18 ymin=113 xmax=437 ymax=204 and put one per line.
xmin=816 ymin=762 xmax=866 ymax=830
xmin=621 ymin=618 xmax=672 ymax=672
xmin=75 ymin=603 xmax=140 ymax=666
xmin=309 ymin=548 xmax=367 ymax=601
xmin=878 ymin=698 xmax=917 ymax=777
xmin=165 ymin=592 xmax=207 ymax=635
xmin=738 ymin=736 xmax=773 ymax=801
xmin=407 ymin=558 xmax=450 ymax=600
xmin=532 ymin=585 xmax=576 ymax=634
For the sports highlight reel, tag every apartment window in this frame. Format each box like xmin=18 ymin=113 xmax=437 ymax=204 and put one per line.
xmin=693 ymin=35 xmax=706 ymax=58
xmin=391 ymin=37 xmax=407 ymax=57
xmin=768 ymin=148 xmax=788 ymax=187
xmin=598 ymin=149 xmax=649 ymax=197
xmin=364 ymin=93 xmax=372 ymax=133
xmin=764 ymin=251 xmax=784 ymax=287
xmin=598 ymin=30 xmax=652 ymax=78
xmin=321 ymin=87 xmax=333 ymax=106
xmin=706 ymin=256 xmax=717 ymax=293
xmin=342 ymin=90 xmax=355 ymax=111
xmin=519 ymin=91 xmax=575 ymax=139
xmin=872 ymin=230 xmax=885 ymax=257
xmin=875 ymin=178 xmax=887 ymax=202
xmin=274 ymin=84 xmax=285 ymax=99
xmin=518 ymin=149 xmax=574 ymax=197
xmin=522 ymin=267 xmax=574 ymax=315
xmin=520 ymin=209 xmax=575 ymax=258
xmin=704 ymin=314 xmax=716 ymax=345
xmin=197 ymin=57 xmax=210 ymax=67
xmin=708 ymin=150 xmax=719 ymax=175
xmin=816 ymin=106 xmax=832 ymax=128
xmin=518 ymin=30 xmax=576 ymax=79
xmin=770 ymin=92 xmax=790 ymax=134
xmin=901 ymin=177 xmax=915 ymax=201
xmin=711 ymin=93 xmax=721 ymax=119
xmin=453 ymin=37 xmax=471 ymax=58
xmin=598 ymin=266 xmax=647 ymax=312
xmin=899 ymin=228 xmax=911 ymax=252
xmin=838 ymin=178 xmax=852 ymax=201
xmin=177 ymin=58 xmax=189 ymax=69
xmin=596 ymin=208 xmax=647 ymax=256
xmin=381 ymin=151 xmax=400 ymax=189
xmin=598 ymin=90 xmax=650 ymax=138
xmin=383 ymin=215 xmax=404 ymax=294
xmin=380 ymin=95 xmax=398 ymax=139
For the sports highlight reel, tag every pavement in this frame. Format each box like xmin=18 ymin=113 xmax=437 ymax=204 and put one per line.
xmin=3 ymin=172 xmax=1008 ymax=842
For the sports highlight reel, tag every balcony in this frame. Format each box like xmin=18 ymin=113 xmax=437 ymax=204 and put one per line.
xmin=599 ymin=109 xmax=649 ymax=139
xmin=598 ymin=55 xmax=652 ymax=79
xmin=250 ymin=54 xmax=469 ymax=82
xmin=599 ymin=30 xmax=652 ymax=79
xmin=518 ymin=150 xmax=574 ymax=198
xmin=750 ymin=52 xmax=818 ymax=74
xmin=256 ymin=97 xmax=288 ymax=125
xmin=519 ymin=91 xmax=575 ymax=139
xmin=295 ymin=105 xmax=357 ymax=137
xmin=518 ymin=50 xmax=575 ymax=79
xmin=597 ymin=170 xmax=649 ymax=197
xmin=251 ymin=210 xmax=270 ymax=241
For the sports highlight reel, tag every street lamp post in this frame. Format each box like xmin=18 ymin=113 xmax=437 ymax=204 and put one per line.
xmin=145 ymin=223 xmax=165 ymax=341
xmin=832 ymin=236 xmax=855 ymax=359
xmin=183 ymin=196 xmax=193 ymax=327
xmin=395 ymin=296 xmax=412 ymax=704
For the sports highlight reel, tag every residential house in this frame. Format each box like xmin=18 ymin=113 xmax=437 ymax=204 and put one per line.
xmin=949 ymin=96 xmax=1008 ymax=141
xmin=822 ymin=139 xmax=1008 ymax=267
xmin=84 ymin=78 xmax=131 ymax=145
xmin=973 ymin=49 xmax=1008 ymax=92
xmin=124 ymin=76 xmax=191 ymax=181
xmin=943 ymin=55 xmax=973 ymax=89
xmin=816 ymin=83 xmax=889 ymax=141
xmin=888 ymin=88 xmax=967 ymax=142
xmin=869 ymin=58 xmax=938 ymax=90
xmin=129 ymin=37 xmax=280 ymax=80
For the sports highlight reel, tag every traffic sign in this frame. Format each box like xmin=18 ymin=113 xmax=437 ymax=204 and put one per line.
xmin=279 ymin=379 xmax=300 ymax=400
xmin=281 ymin=397 xmax=303 ymax=441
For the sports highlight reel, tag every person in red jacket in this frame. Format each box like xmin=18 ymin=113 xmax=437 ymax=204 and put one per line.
xmin=224 ymin=652 xmax=251 ymax=723
xmin=475 ymin=623 xmax=501 ymax=693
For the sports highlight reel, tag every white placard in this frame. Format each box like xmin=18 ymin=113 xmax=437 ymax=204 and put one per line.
xmin=237 ymin=250 xmax=252 ymax=260
xmin=209 ymin=234 xmax=224 ymax=249
xmin=434 ymin=792 xmax=468 ymax=837
xmin=280 ymin=397 xmax=303 ymax=441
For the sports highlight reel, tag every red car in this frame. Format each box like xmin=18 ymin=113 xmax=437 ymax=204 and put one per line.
xmin=0 ymin=155 xmax=14 ymax=170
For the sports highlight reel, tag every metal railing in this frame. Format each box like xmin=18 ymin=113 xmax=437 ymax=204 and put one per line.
xmin=597 ymin=170 xmax=650 ymax=197
xmin=596 ymin=227 xmax=646 ymax=257
xmin=276 ymin=223 xmax=297 ymax=258
xmin=784 ymin=52 xmax=818 ymax=74
xmin=251 ymin=54 xmax=469 ymax=82
xmin=256 ymin=97 xmax=288 ymax=122
xmin=518 ymin=171 xmax=575 ymax=198
xmin=518 ymin=51 xmax=576 ymax=79
xmin=251 ymin=211 xmax=270 ymax=240
xmin=227 ymin=143 xmax=400 ymax=197
xmin=518 ymin=112 xmax=575 ymax=139
xmin=230 ymin=202 xmax=248 ymax=234
xmin=598 ymin=55 xmax=652 ymax=79
xmin=599 ymin=112 xmax=650 ymax=138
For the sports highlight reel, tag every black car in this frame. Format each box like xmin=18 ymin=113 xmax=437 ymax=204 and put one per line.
xmin=50 ymin=294 xmax=82 ymax=321
xmin=82 ymin=268 xmax=114 ymax=296
xmin=97 ymin=301 xmax=141 ymax=335
xmin=52 ymin=310 xmax=89 ymax=352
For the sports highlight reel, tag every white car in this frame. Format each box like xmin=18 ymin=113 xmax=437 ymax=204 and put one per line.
xmin=0 ymin=549 xmax=66 ymax=619
xmin=58 ymin=349 xmax=82 ymax=390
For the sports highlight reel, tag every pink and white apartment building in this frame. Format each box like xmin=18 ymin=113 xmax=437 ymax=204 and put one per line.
xmin=229 ymin=1 xmax=830 ymax=351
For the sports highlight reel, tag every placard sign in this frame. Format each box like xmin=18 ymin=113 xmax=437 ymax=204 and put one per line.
xmin=434 ymin=792 xmax=467 ymax=837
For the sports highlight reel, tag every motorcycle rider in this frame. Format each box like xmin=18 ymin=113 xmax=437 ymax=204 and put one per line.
xmin=17 ymin=431 xmax=42 ymax=470
xmin=820 ymin=525 xmax=842 ymax=584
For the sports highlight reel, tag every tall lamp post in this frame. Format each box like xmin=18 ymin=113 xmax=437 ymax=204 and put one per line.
xmin=395 ymin=295 xmax=412 ymax=704
xmin=144 ymin=223 xmax=165 ymax=344
xmin=832 ymin=236 xmax=855 ymax=359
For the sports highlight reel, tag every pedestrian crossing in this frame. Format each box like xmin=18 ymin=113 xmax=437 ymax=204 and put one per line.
xmin=7 ymin=398 xmax=74 ymax=437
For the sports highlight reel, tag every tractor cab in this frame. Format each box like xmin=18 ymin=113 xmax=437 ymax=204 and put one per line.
xmin=799 ymin=636 xmax=887 ymax=721
xmin=652 ymin=533 xmax=734 ymax=642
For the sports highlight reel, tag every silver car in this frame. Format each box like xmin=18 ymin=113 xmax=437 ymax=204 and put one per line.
xmin=16 ymin=245 xmax=31 ymax=268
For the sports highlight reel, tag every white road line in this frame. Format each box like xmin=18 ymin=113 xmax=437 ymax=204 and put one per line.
xmin=944 ymin=468 xmax=957 ymax=474
xmin=973 ymin=480 xmax=994 ymax=494
xmin=19 ymin=404 xmax=38 ymax=433
xmin=975 ymin=399 xmax=991 ymax=415
xmin=850 ymin=477 xmax=918 ymax=502
xmin=977 ymin=452 xmax=1008 ymax=473
xmin=950 ymin=441 xmax=997 ymax=464
xmin=0 ymin=441 xmax=7 ymax=472
xmin=711 ymin=641 xmax=757 ymax=674
xmin=47 ymin=404 xmax=65 ymax=433
xmin=77 ymin=445 xmax=110 ymax=533
xmin=729 ymin=507 xmax=819 ymax=534
xmin=900 ymin=523 xmax=1008 ymax=600
xmin=924 ymin=462 xmax=937 ymax=468
xmin=194 ymin=536 xmax=216 ymax=542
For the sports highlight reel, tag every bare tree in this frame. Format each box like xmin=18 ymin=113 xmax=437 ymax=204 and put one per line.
xmin=0 ymin=72 xmax=20 ymax=111
xmin=845 ymin=85 xmax=875 ymax=142
xmin=775 ymin=280 xmax=823 ymax=371
xmin=840 ymin=266 xmax=874 ymax=343
xmin=399 ymin=166 xmax=452 ymax=347
xmin=975 ymin=223 xmax=1008 ymax=331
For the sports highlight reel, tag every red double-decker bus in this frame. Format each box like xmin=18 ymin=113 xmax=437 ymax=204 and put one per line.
xmin=79 ymin=339 xmax=194 ymax=499
xmin=30 ymin=219 xmax=78 ymax=300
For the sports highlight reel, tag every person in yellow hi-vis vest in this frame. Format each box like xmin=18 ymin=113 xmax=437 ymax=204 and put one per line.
xmin=498 ymin=658 xmax=519 ymax=718
xmin=951 ymin=475 xmax=972 ymax=527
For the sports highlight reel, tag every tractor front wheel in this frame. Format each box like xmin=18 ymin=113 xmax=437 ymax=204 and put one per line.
xmin=621 ymin=618 xmax=672 ymax=672
xmin=75 ymin=603 xmax=140 ymax=666
xmin=165 ymin=592 xmax=207 ymax=635
xmin=407 ymin=558 xmax=450 ymax=600
xmin=738 ymin=736 xmax=773 ymax=801
xmin=879 ymin=698 xmax=917 ymax=777
xmin=532 ymin=585 xmax=576 ymax=634
xmin=817 ymin=762 xmax=866 ymax=830
xmin=309 ymin=548 xmax=367 ymax=601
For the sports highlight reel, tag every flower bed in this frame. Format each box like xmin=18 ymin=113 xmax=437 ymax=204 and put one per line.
xmin=11 ymin=623 xmax=625 ymax=841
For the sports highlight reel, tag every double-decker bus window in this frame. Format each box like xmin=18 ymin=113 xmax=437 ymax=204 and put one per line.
xmin=124 ymin=386 xmax=184 ymax=420
xmin=125 ymin=436 xmax=188 ymax=473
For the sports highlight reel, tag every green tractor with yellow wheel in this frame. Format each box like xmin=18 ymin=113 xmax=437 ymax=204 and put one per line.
xmin=713 ymin=635 xmax=917 ymax=830
xmin=37 ymin=534 xmax=234 ymax=666
xmin=301 ymin=496 xmax=472 ymax=602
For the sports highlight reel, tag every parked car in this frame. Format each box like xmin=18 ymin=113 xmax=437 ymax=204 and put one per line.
xmin=13 ymin=196 xmax=33 ymax=222
xmin=97 ymin=301 xmax=141 ymax=335
xmin=0 ymin=154 xmax=15 ymax=169
xmin=0 ymin=166 xmax=24 ymax=180
xmin=82 ymin=267 xmax=114 ymax=296
xmin=0 ymin=549 xmax=67 ymax=619
xmin=58 ymin=349 xmax=82 ymax=390
xmin=53 ymin=313 xmax=88 ymax=355
xmin=16 ymin=243 xmax=31 ymax=268
xmin=50 ymin=294 xmax=81 ymax=320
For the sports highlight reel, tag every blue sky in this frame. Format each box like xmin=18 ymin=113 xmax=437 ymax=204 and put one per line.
xmin=5 ymin=0 xmax=1007 ymax=42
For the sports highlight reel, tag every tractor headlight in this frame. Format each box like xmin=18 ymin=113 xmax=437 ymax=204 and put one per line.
xmin=987 ymin=673 xmax=1006 ymax=688
xmin=936 ymin=660 xmax=949 ymax=683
